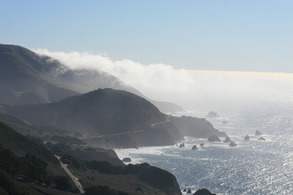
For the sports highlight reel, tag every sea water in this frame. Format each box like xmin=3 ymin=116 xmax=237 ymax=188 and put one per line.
xmin=115 ymin=103 xmax=293 ymax=194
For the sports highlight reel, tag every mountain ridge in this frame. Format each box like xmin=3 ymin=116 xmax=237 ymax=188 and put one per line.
xmin=0 ymin=43 xmax=183 ymax=113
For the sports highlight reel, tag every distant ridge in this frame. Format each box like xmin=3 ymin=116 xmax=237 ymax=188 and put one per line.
xmin=0 ymin=44 xmax=183 ymax=113
xmin=0 ymin=44 xmax=78 ymax=104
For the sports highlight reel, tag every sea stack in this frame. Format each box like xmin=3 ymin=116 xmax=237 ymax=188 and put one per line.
xmin=208 ymin=135 xmax=221 ymax=142
xmin=179 ymin=143 xmax=185 ymax=148
xmin=258 ymin=137 xmax=266 ymax=141
xmin=191 ymin=145 xmax=198 ymax=150
xmin=194 ymin=188 xmax=216 ymax=195
xmin=223 ymin=136 xmax=231 ymax=142
xmin=244 ymin=135 xmax=250 ymax=141
xmin=255 ymin=130 xmax=263 ymax=136
xmin=206 ymin=111 xmax=219 ymax=118
xmin=229 ymin=141 xmax=237 ymax=147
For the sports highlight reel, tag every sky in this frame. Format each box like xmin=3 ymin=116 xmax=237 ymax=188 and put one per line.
xmin=1 ymin=0 xmax=293 ymax=73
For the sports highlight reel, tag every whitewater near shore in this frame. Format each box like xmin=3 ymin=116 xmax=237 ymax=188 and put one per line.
xmin=116 ymin=106 xmax=293 ymax=195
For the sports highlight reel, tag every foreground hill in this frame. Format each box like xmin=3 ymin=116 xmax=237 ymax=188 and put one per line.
xmin=0 ymin=122 xmax=56 ymax=162
xmin=0 ymin=121 xmax=80 ymax=194
xmin=0 ymin=44 xmax=182 ymax=113
xmin=0 ymin=121 xmax=182 ymax=195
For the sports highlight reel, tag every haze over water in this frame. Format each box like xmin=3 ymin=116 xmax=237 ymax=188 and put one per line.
xmin=116 ymin=104 xmax=293 ymax=194
xmin=115 ymin=71 xmax=293 ymax=195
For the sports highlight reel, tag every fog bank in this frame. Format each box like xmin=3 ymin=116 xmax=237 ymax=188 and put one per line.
xmin=35 ymin=49 xmax=293 ymax=113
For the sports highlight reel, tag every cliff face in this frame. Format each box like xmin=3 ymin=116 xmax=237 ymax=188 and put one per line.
xmin=138 ymin=165 xmax=182 ymax=195
xmin=169 ymin=116 xmax=227 ymax=138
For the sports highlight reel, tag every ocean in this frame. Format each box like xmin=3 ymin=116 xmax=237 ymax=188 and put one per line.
xmin=115 ymin=103 xmax=293 ymax=194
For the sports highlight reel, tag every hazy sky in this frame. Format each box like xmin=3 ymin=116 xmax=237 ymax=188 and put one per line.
xmin=1 ymin=0 xmax=293 ymax=73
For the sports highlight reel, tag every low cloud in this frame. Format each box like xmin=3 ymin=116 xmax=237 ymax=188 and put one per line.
xmin=35 ymin=49 xmax=293 ymax=113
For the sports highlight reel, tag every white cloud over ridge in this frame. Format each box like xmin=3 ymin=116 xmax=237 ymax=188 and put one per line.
xmin=35 ymin=49 xmax=293 ymax=113
xmin=35 ymin=49 xmax=195 ymax=99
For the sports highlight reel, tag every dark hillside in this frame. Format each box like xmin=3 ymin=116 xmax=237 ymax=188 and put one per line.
xmin=0 ymin=121 xmax=56 ymax=162
xmin=4 ymin=89 xmax=166 ymax=135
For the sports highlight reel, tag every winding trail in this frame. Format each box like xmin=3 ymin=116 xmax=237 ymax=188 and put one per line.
xmin=54 ymin=155 xmax=85 ymax=194
xmin=150 ymin=116 xmax=170 ymax=128
xmin=82 ymin=116 xmax=170 ymax=139
xmin=84 ymin=129 xmax=145 ymax=139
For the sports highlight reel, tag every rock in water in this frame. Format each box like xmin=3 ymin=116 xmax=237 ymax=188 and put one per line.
xmin=208 ymin=135 xmax=221 ymax=142
xmin=229 ymin=141 xmax=237 ymax=147
xmin=179 ymin=143 xmax=185 ymax=148
xmin=193 ymin=188 xmax=216 ymax=195
xmin=258 ymin=137 xmax=266 ymax=141
xmin=122 ymin=157 xmax=131 ymax=163
xmin=191 ymin=145 xmax=198 ymax=150
xmin=222 ymin=119 xmax=228 ymax=124
xmin=223 ymin=136 xmax=231 ymax=142
xmin=255 ymin=130 xmax=263 ymax=135
xmin=206 ymin=111 xmax=219 ymax=118
xmin=244 ymin=135 xmax=250 ymax=141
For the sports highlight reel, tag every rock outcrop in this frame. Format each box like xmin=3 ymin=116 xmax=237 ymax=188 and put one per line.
xmin=206 ymin=111 xmax=219 ymax=118
xmin=138 ymin=165 xmax=181 ymax=195
xmin=191 ymin=145 xmax=198 ymax=150
xmin=122 ymin=157 xmax=131 ymax=163
xmin=193 ymin=188 xmax=216 ymax=195
xmin=229 ymin=141 xmax=237 ymax=147
xmin=223 ymin=136 xmax=231 ymax=142
xmin=208 ymin=135 xmax=221 ymax=142
xmin=244 ymin=135 xmax=250 ymax=141
xmin=179 ymin=143 xmax=185 ymax=148
xmin=222 ymin=120 xmax=228 ymax=124
xmin=255 ymin=130 xmax=263 ymax=135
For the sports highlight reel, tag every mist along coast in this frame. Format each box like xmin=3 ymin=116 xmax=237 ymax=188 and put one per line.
xmin=116 ymin=107 xmax=293 ymax=195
